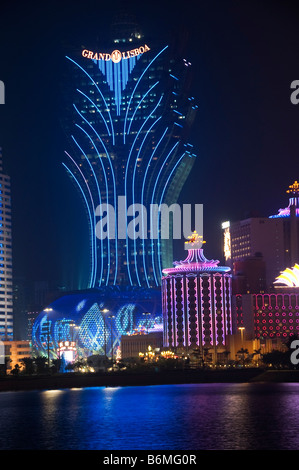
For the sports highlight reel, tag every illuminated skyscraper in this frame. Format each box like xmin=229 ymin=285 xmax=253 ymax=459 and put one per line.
xmin=0 ymin=149 xmax=13 ymax=340
xmin=62 ymin=16 xmax=198 ymax=289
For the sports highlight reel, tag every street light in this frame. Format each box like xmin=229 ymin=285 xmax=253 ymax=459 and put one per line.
xmin=108 ymin=314 xmax=115 ymax=366
xmin=100 ymin=309 xmax=109 ymax=369
xmin=69 ymin=321 xmax=80 ymax=361
xmin=239 ymin=327 xmax=245 ymax=346
xmin=142 ymin=312 xmax=151 ymax=334
xmin=43 ymin=308 xmax=53 ymax=369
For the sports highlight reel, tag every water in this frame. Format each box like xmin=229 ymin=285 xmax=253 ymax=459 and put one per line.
xmin=0 ymin=382 xmax=299 ymax=450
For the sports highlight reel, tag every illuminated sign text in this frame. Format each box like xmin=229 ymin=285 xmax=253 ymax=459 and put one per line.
xmin=82 ymin=44 xmax=150 ymax=63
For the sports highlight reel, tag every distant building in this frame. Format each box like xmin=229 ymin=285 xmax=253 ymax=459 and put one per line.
xmin=232 ymin=255 xmax=266 ymax=294
xmin=232 ymin=260 xmax=299 ymax=355
xmin=121 ymin=331 xmax=163 ymax=359
xmin=161 ymin=233 xmax=232 ymax=361
xmin=0 ymin=149 xmax=13 ymax=340
xmin=2 ymin=340 xmax=31 ymax=371
xmin=222 ymin=181 xmax=299 ymax=291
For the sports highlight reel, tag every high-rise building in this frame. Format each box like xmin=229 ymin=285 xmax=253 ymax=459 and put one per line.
xmin=161 ymin=233 xmax=232 ymax=360
xmin=222 ymin=181 xmax=299 ymax=290
xmin=62 ymin=15 xmax=198 ymax=290
xmin=0 ymin=148 xmax=13 ymax=340
xmin=32 ymin=17 xmax=198 ymax=361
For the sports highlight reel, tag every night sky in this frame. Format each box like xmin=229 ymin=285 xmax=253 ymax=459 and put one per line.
xmin=0 ymin=0 xmax=299 ymax=289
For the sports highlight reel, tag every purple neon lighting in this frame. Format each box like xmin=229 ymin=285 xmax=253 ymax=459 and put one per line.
xmin=269 ymin=196 xmax=299 ymax=218
xmin=163 ymin=248 xmax=231 ymax=275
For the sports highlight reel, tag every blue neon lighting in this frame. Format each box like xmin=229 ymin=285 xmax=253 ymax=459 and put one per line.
xmin=76 ymin=88 xmax=111 ymax=136
xmin=141 ymin=127 xmax=169 ymax=286
xmin=75 ymin=123 xmax=112 ymax=286
xmin=62 ymin=162 xmax=96 ymax=288
xmin=73 ymin=104 xmax=118 ymax=285
xmin=157 ymin=153 xmax=185 ymax=277
xmin=150 ymin=141 xmax=180 ymax=285
xmin=66 ymin=55 xmax=115 ymax=145
xmin=70 ymin=136 xmax=104 ymax=285
xmin=123 ymin=45 xmax=168 ymax=143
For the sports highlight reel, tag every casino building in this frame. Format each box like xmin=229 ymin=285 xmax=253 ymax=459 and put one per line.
xmin=161 ymin=233 xmax=233 ymax=361
xmin=62 ymin=15 xmax=197 ymax=289
xmin=32 ymin=15 xmax=198 ymax=360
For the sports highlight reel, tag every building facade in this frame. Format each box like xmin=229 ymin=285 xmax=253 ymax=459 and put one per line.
xmin=222 ymin=181 xmax=299 ymax=290
xmin=62 ymin=17 xmax=197 ymax=290
xmin=32 ymin=288 xmax=163 ymax=359
xmin=162 ymin=235 xmax=233 ymax=358
xmin=0 ymin=149 xmax=13 ymax=340
xmin=2 ymin=340 xmax=31 ymax=371
xmin=121 ymin=330 xmax=163 ymax=359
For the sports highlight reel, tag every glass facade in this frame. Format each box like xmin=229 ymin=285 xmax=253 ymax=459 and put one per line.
xmin=62 ymin=22 xmax=197 ymax=289
xmin=32 ymin=287 xmax=162 ymax=358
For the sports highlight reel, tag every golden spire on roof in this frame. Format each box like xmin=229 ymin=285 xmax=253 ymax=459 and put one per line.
xmin=286 ymin=181 xmax=299 ymax=195
xmin=185 ymin=231 xmax=206 ymax=246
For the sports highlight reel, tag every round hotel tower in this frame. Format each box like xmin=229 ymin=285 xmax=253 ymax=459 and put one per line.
xmin=162 ymin=233 xmax=233 ymax=358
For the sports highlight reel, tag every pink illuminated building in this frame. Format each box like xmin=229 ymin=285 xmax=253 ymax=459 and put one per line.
xmin=161 ymin=234 xmax=233 ymax=356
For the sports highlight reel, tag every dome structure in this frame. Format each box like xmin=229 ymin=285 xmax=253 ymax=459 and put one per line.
xmin=32 ymin=286 xmax=162 ymax=359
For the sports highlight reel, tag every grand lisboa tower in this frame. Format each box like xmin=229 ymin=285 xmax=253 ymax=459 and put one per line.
xmin=32 ymin=14 xmax=198 ymax=359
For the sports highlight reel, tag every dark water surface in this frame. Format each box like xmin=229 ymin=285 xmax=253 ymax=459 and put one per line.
xmin=0 ymin=382 xmax=299 ymax=450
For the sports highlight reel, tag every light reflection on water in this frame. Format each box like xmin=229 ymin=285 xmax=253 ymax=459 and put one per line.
xmin=0 ymin=383 xmax=299 ymax=450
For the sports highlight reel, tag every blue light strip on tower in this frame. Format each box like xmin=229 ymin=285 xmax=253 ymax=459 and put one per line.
xmin=95 ymin=55 xmax=140 ymax=116
xmin=132 ymin=115 xmax=162 ymax=287
xmin=73 ymin=104 xmax=119 ymax=285
xmin=62 ymin=162 xmax=96 ymax=288
xmin=123 ymin=45 xmax=168 ymax=143
xmin=63 ymin=153 xmax=97 ymax=288
xmin=66 ymin=55 xmax=115 ymax=145
xmin=76 ymin=88 xmax=111 ymax=137
xmin=124 ymin=94 xmax=164 ymax=285
xmin=70 ymin=134 xmax=104 ymax=286
xmin=150 ymin=141 xmax=180 ymax=285
xmin=141 ymin=127 xmax=169 ymax=287
xmin=75 ymin=124 xmax=112 ymax=286
xmin=127 ymin=81 xmax=159 ymax=135
xmin=157 ymin=153 xmax=186 ymax=278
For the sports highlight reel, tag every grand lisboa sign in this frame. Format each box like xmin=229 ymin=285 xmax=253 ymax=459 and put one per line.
xmin=82 ymin=44 xmax=150 ymax=63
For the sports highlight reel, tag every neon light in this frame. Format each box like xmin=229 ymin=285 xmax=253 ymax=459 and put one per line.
xmin=141 ymin=127 xmax=169 ymax=286
xmin=76 ymin=88 xmax=111 ymax=136
xmin=127 ymin=81 xmax=159 ymax=134
xmin=65 ymin=56 xmax=115 ymax=144
xmin=62 ymin=163 xmax=95 ymax=288
xmin=124 ymin=94 xmax=164 ymax=286
xmin=64 ymin=151 xmax=97 ymax=288
xmin=155 ymin=154 xmax=185 ymax=281
xmin=123 ymin=45 xmax=168 ymax=142
xmin=150 ymin=141 xmax=180 ymax=284
xmin=131 ymin=115 xmax=162 ymax=287
xmin=82 ymin=44 xmax=150 ymax=62
xmin=274 ymin=264 xmax=299 ymax=287
xmin=75 ymin=123 xmax=113 ymax=286
xmin=73 ymin=105 xmax=118 ymax=285
xmin=70 ymin=136 xmax=104 ymax=286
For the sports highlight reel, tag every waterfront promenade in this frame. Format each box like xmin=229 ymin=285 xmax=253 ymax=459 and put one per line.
xmin=0 ymin=368 xmax=299 ymax=392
